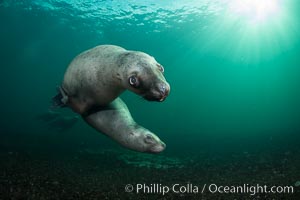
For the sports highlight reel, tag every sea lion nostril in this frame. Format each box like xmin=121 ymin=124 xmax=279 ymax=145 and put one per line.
xmin=159 ymin=84 xmax=171 ymax=98
xmin=159 ymin=85 xmax=166 ymax=95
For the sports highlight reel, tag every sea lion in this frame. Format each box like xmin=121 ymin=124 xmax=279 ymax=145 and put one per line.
xmin=60 ymin=45 xmax=170 ymax=115
xmin=53 ymin=45 xmax=170 ymax=153
xmin=84 ymin=98 xmax=166 ymax=153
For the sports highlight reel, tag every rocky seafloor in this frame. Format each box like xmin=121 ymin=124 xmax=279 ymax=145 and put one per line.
xmin=0 ymin=148 xmax=299 ymax=200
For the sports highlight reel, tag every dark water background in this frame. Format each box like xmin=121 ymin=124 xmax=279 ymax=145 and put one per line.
xmin=1 ymin=0 xmax=300 ymax=199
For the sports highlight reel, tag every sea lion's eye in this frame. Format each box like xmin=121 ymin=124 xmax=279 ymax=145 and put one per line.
xmin=128 ymin=76 xmax=139 ymax=87
xmin=157 ymin=64 xmax=164 ymax=73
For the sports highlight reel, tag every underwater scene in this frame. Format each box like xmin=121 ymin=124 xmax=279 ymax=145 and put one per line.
xmin=1 ymin=0 xmax=300 ymax=199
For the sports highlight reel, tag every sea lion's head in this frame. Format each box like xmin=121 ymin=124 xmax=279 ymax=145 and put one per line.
xmin=126 ymin=125 xmax=166 ymax=153
xmin=118 ymin=51 xmax=170 ymax=102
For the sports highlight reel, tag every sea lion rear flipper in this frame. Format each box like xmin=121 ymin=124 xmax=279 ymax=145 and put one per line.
xmin=52 ymin=86 xmax=68 ymax=108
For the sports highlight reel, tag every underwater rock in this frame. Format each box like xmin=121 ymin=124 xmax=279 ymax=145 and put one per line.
xmin=52 ymin=181 xmax=59 ymax=186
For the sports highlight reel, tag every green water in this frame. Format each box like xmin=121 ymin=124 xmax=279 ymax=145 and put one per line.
xmin=1 ymin=0 xmax=300 ymax=199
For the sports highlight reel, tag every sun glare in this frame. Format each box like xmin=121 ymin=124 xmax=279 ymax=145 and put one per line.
xmin=208 ymin=0 xmax=297 ymax=63
xmin=228 ymin=0 xmax=280 ymax=25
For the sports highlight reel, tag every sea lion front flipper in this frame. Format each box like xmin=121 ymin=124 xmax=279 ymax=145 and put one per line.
xmin=52 ymin=86 xmax=69 ymax=108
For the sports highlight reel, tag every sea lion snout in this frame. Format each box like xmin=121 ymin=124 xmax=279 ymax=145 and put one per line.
xmin=149 ymin=141 xmax=166 ymax=153
xmin=143 ymin=81 xmax=170 ymax=102
xmin=157 ymin=82 xmax=170 ymax=102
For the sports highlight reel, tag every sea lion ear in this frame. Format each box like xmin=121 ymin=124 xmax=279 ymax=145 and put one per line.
xmin=129 ymin=132 xmax=135 ymax=136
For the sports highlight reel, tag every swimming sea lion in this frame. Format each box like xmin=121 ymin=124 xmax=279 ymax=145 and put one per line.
xmin=84 ymin=98 xmax=166 ymax=153
xmin=53 ymin=45 xmax=170 ymax=153
xmin=60 ymin=45 xmax=170 ymax=114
